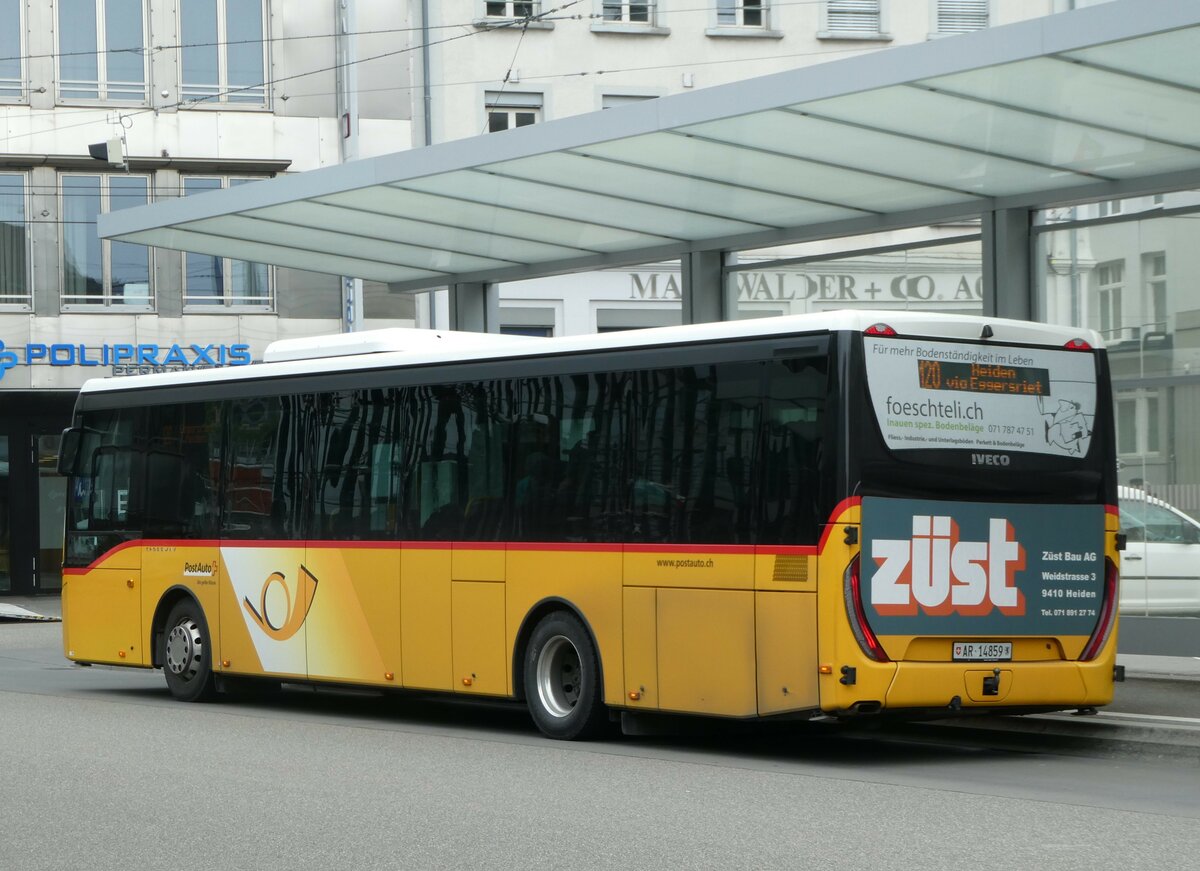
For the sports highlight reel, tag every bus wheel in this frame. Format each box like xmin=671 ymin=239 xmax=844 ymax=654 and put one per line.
xmin=161 ymin=600 xmax=216 ymax=702
xmin=523 ymin=611 xmax=606 ymax=740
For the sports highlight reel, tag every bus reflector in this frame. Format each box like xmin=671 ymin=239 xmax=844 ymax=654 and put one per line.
xmin=1080 ymin=558 xmax=1118 ymax=661
xmin=864 ymin=323 xmax=897 ymax=337
xmin=844 ymin=556 xmax=889 ymax=662
xmin=1063 ymin=338 xmax=1093 ymax=350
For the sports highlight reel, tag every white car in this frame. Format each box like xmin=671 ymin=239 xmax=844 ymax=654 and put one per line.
xmin=1118 ymin=486 xmax=1200 ymax=617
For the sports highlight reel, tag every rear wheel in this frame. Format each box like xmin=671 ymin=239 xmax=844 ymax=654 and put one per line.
xmin=161 ymin=600 xmax=216 ymax=702
xmin=523 ymin=611 xmax=606 ymax=740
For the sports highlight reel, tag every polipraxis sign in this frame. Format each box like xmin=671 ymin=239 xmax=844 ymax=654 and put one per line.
xmin=0 ymin=340 xmax=252 ymax=381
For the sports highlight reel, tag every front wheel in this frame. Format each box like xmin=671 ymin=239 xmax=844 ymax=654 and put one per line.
xmin=161 ymin=600 xmax=216 ymax=702
xmin=523 ymin=611 xmax=606 ymax=740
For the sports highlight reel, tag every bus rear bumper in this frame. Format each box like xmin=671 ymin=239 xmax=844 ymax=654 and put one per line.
xmin=883 ymin=659 xmax=1115 ymax=711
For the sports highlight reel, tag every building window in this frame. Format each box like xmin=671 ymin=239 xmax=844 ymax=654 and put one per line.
xmin=181 ymin=0 xmax=266 ymax=105
xmin=485 ymin=91 xmax=541 ymax=132
xmin=183 ymin=177 xmax=271 ymax=308
xmin=1095 ymin=260 xmax=1124 ymax=340
xmin=501 ymin=325 xmax=553 ymax=337
xmin=0 ymin=173 xmax=29 ymax=306
xmin=1117 ymin=391 xmax=1161 ymax=456
xmin=602 ymin=2 xmax=655 ymax=24
xmin=57 ymin=0 xmax=148 ymax=102
xmin=486 ymin=1 xmax=536 ymax=16
xmin=935 ymin=0 xmax=987 ymax=35
xmin=1098 ymin=199 xmax=1123 ymax=218
xmin=1145 ymin=251 xmax=1167 ymax=332
xmin=60 ymin=174 xmax=152 ymax=309
xmin=717 ymin=0 xmax=765 ymax=27
xmin=601 ymin=93 xmax=655 ymax=109
xmin=1 ymin=0 xmax=22 ymax=100
xmin=825 ymin=0 xmax=881 ymax=37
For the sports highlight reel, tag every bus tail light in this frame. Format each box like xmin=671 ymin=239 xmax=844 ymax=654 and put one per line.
xmin=1063 ymin=338 xmax=1093 ymax=350
xmin=844 ymin=555 xmax=889 ymax=662
xmin=1080 ymin=557 xmax=1119 ymax=661
xmin=864 ymin=323 xmax=897 ymax=337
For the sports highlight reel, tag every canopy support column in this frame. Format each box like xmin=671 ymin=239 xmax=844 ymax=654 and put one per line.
xmin=447 ymin=282 xmax=500 ymax=333
xmin=681 ymin=250 xmax=730 ymax=324
xmin=983 ymin=209 xmax=1034 ymax=321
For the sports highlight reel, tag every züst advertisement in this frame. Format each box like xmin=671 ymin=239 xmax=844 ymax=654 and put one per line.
xmin=864 ymin=337 xmax=1098 ymax=458
xmin=862 ymin=497 xmax=1106 ymax=637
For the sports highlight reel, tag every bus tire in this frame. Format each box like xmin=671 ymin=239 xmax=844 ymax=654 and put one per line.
xmin=161 ymin=600 xmax=216 ymax=702
xmin=523 ymin=611 xmax=606 ymax=740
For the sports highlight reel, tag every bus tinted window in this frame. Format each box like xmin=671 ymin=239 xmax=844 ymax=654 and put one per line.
xmin=403 ymin=382 xmax=511 ymax=541
xmin=630 ymin=363 xmax=760 ymax=545
xmin=512 ymin=372 xmax=628 ymax=542
xmin=760 ymin=354 xmax=829 ymax=546
xmin=312 ymin=390 xmax=401 ymax=540
xmin=225 ymin=396 xmax=306 ymax=539
xmin=143 ymin=402 xmax=222 ymax=539
xmin=68 ymin=407 xmax=143 ymax=532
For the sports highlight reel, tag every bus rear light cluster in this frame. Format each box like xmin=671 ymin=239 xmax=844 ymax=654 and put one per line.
xmin=1063 ymin=338 xmax=1093 ymax=350
xmin=1080 ymin=557 xmax=1119 ymax=661
xmin=864 ymin=323 xmax=897 ymax=337
xmin=844 ymin=555 xmax=889 ymax=662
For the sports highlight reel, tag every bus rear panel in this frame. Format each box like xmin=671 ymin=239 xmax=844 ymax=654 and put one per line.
xmin=823 ymin=323 xmax=1118 ymax=716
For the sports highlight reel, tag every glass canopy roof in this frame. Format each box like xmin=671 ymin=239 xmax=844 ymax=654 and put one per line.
xmin=100 ymin=0 xmax=1200 ymax=292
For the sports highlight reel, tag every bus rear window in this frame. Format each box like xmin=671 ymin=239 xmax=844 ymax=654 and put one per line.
xmin=864 ymin=336 xmax=1098 ymax=459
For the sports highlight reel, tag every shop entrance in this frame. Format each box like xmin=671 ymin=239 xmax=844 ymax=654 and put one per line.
xmin=0 ymin=394 xmax=76 ymax=596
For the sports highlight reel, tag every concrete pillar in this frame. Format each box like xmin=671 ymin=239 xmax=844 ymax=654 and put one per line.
xmin=681 ymin=250 xmax=729 ymax=324
xmin=983 ymin=209 xmax=1034 ymax=320
xmin=446 ymin=282 xmax=500 ymax=332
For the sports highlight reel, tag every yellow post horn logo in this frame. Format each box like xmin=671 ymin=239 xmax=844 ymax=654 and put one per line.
xmin=243 ymin=566 xmax=319 ymax=641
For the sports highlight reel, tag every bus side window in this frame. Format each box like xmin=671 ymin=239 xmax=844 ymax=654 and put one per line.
xmin=224 ymin=396 xmax=306 ymax=540
xmin=313 ymin=389 xmax=400 ymax=540
xmin=629 ymin=364 xmax=758 ymax=544
xmin=143 ymin=402 xmax=222 ymax=539
xmin=553 ymin=372 xmax=627 ymax=543
xmin=70 ymin=407 xmax=144 ymax=532
xmin=405 ymin=381 xmax=475 ymax=539
xmin=759 ymin=354 xmax=829 ymax=546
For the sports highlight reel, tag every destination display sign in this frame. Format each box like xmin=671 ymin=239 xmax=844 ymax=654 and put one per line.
xmin=917 ymin=359 xmax=1051 ymax=396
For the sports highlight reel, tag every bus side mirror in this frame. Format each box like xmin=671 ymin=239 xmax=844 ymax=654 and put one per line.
xmin=57 ymin=427 xmax=82 ymax=476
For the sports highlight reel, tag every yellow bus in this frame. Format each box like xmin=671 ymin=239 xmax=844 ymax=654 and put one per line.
xmin=58 ymin=311 xmax=1121 ymax=739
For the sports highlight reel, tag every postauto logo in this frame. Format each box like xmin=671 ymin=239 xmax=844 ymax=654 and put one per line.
xmin=0 ymin=340 xmax=252 ymax=381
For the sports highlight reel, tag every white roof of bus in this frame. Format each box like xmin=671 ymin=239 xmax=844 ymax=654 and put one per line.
xmin=77 ymin=310 xmax=1105 ymax=396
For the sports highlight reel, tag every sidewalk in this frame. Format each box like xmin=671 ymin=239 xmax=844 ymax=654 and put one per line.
xmin=1118 ymin=653 xmax=1200 ymax=681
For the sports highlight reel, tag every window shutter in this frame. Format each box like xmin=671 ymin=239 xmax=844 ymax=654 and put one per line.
xmin=937 ymin=0 xmax=988 ymax=34
xmin=827 ymin=0 xmax=880 ymax=36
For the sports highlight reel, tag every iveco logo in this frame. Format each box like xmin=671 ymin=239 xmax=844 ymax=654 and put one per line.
xmin=972 ymin=453 xmax=1011 ymax=466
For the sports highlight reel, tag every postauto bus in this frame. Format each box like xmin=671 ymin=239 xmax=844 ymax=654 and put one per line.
xmin=57 ymin=311 xmax=1120 ymax=739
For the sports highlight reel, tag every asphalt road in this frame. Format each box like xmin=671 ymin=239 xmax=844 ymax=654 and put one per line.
xmin=2 ymin=621 xmax=1199 ymax=871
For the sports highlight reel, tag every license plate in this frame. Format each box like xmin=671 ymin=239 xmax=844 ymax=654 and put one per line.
xmin=952 ymin=641 xmax=1012 ymax=661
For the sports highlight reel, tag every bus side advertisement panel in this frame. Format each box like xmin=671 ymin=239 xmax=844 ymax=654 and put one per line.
xmin=862 ymin=497 xmax=1106 ymax=644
